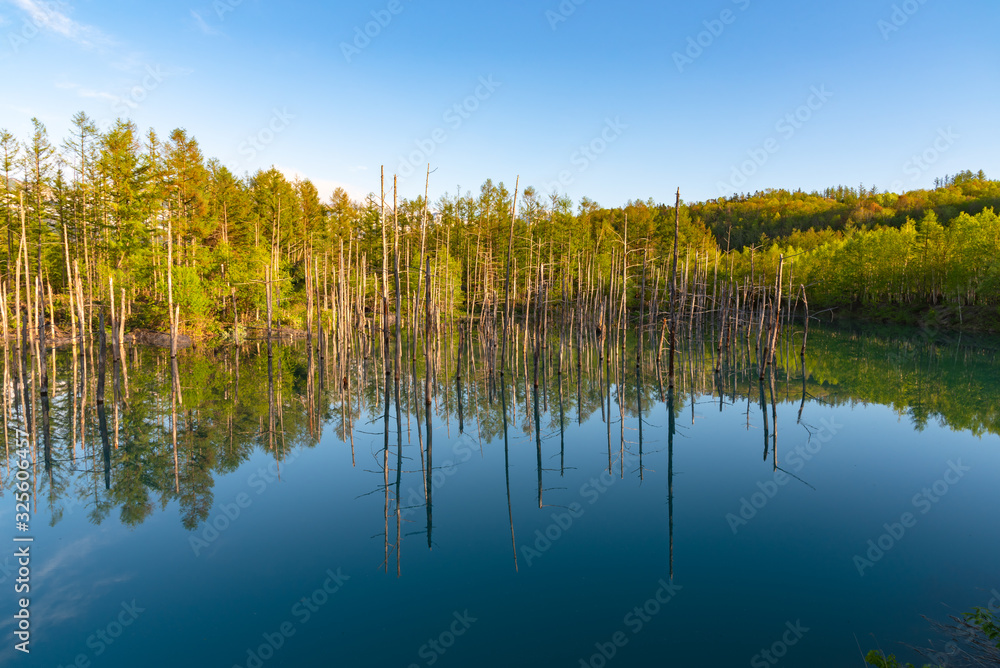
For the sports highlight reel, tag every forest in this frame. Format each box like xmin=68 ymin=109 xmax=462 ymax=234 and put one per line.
xmin=2 ymin=113 xmax=1000 ymax=340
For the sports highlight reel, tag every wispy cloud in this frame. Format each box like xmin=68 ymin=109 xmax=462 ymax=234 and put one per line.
xmin=4 ymin=0 xmax=113 ymax=49
xmin=56 ymin=63 xmax=193 ymax=122
xmin=80 ymin=87 xmax=126 ymax=105
xmin=190 ymin=9 xmax=218 ymax=36
xmin=0 ymin=102 xmax=34 ymax=116
xmin=56 ymin=79 xmax=125 ymax=106
xmin=108 ymin=51 xmax=146 ymax=73
xmin=0 ymin=532 xmax=135 ymax=634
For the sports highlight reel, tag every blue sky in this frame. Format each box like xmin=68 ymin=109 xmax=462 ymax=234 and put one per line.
xmin=0 ymin=0 xmax=997 ymax=207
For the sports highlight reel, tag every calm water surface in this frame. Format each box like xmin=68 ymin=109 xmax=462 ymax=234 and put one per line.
xmin=2 ymin=324 xmax=998 ymax=667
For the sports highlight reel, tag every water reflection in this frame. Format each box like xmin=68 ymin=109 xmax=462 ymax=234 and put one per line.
xmin=2 ymin=323 xmax=998 ymax=558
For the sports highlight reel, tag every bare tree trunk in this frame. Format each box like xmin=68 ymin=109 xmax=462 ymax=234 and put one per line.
xmin=167 ymin=215 xmax=176 ymax=357
xmin=265 ymin=265 xmax=273 ymax=358
xmin=500 ymin=175 xmax=520 ymax=376
xmin=393 ymin=176 xmax=402 ymax=382
xmin=668 ymin=189 xmax=680 ymax=390
xmin=37 ymin=277 xmax=47 ymax=395
xmin=425 ymin=256 xmax=432 ymax=405
xmin=799 ymin=284 xmax=809 ymax=358
xmin=414 ymin=164 xmax=431 ymax=361
xmin=380 ymin=166 xmax=389 ymax=349
xmin=19 ymin=193 xmax=33 ymax=346
xmin=761 ymin=254 xmax=784 ymax=379
xmin=62 ymin=224 xmax=76 ymax=343
xmin=74 ymin=260 xmax=85 ymax=343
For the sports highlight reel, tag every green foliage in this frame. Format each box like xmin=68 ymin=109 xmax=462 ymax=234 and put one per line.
xmin=719 ymin=207 xmax=1000 ymax=324
xmin=964 ymin=607 xmax=1000 ymax=645
xmin=865 ymin=606 xmax=1000 ymax=668
xmin=701 ymin=176 xmax=1000 ymax=250
xmin=2 ymin=111 xmax=999 ymax=336
xmin=863 ymin=650 xmax=936 ymax=668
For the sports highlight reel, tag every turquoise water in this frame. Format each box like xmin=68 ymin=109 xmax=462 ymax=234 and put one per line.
xmin=2 ymin=325 xmax=998 ymax=667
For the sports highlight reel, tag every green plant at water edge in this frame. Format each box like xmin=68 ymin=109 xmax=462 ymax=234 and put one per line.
xmin=962 ymin=607 xmax=1000 ymax=645
xmin=864 ymin=651 xmax=936 ymax=668
xmin=867 ymin=606 xmax=1000 ymax=668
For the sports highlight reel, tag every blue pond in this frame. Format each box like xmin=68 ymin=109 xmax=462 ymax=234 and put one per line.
xmin=2 ymin=324 xmax=999 ymax=667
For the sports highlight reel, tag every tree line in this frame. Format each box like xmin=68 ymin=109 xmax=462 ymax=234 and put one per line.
xmin=2 ymin=114 xmax=998 ymax=339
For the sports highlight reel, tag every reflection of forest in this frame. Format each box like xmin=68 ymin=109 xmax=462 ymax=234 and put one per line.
xmin=3 ymin=323 xmax=997 ymax=531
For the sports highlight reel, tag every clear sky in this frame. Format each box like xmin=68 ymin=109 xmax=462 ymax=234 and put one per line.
xmin=0 ymin=0 xmax=997 ymax=207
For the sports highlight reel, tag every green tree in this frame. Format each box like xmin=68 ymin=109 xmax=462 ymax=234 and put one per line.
xmin=24 ymin=117 xmax=55 ymax=278
xmin=0 ymin=128 xmax=19 ymax=279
